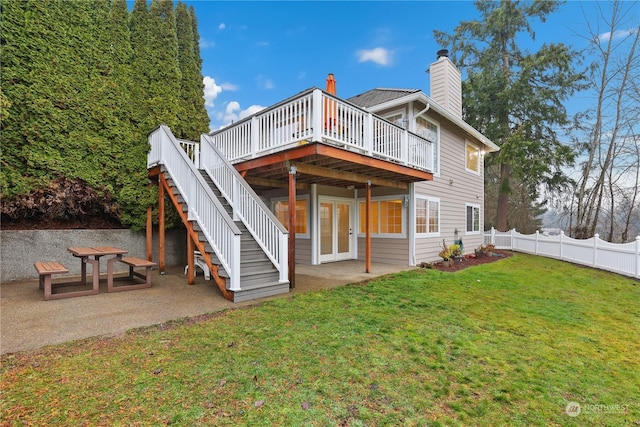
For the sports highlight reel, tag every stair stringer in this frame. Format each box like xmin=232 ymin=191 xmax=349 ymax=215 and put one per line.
xmin=159 ymin=171 xmax=234 ymax=301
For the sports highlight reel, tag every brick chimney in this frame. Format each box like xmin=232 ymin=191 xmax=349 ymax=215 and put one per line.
xmin=429 ymin=49 xmax=462 ymax=118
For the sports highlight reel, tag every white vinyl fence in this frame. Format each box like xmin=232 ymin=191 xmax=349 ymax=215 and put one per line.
xmin=484 ymin=228 xmax=640 ymax=279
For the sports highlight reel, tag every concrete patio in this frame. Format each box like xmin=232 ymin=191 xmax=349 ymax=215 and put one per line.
xmin=0 ymin=261 xmax=415 ymax=355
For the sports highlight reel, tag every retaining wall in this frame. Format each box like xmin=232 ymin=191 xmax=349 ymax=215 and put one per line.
xmin=1 ymin=229 xmax=187 ymax=282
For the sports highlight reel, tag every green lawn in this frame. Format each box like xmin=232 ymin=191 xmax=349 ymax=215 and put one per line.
xmin=2 ymin=253 xmax=639 ymax=426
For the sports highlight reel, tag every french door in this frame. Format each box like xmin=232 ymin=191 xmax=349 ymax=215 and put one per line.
xmin=319 ymin=198 xmax=353 ymax=262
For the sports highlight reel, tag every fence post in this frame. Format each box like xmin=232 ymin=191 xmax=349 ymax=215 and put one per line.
xmin=636 ymin=236 xmax=640 ymax=279
xmin=491 ymin=227 xmax=496 ymax=245
xmin=535 ymin=230 xmax=539 ymax=255
xmin=559 ymin=231 xmax=564 ymax=260
xmin=593 ymin=233 xmax=599 ymax=267
xmin=511 ymin=228 xmax=516 ymax=250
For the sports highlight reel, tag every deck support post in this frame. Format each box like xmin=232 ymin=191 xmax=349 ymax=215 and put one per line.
xmin=186 ymin=223 xmax=195 ymax=285
xmin=146 ymin=185 xmax=153 ymax=262
xmin=366 ymin=180 xmax=372 ymax=273
xmin=288 ymin=166 xmax=297 ymax=288
xmin=158 ymin=174 xmax=166 ymax=274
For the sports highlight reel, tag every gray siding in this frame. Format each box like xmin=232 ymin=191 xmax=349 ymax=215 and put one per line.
xmin=414 ymin=123 xmax=485 ymax=263
xmin=357 ymin=237 xmax=409 ymax=265
xmin=295 ymin=238 xmax=312 ymax=264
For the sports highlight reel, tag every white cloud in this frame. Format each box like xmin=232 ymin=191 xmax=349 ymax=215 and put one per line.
xmin=256 ymin=75 xmax=275 ymax=90
xmin=598 ymin=28 xmax=638 ymax=42
xmin=220 ymin=82 xmax=239 ymax=91
xmin=217 ymin=102 xmax=265 ymax=128
xmin=356 ymin=47 xmax=393 ymax=66
xmin=199 ymin=38 xmax=214 ymax=49
xmin=203 ymin=76 xmax=222 ymax=107
xmin=203 ymin=76 xmax=237 ymax=107
xmin=218 ymin=22 xmax=226 ymax=30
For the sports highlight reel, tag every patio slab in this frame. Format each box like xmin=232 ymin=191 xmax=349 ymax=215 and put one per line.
xmin=1 ymin=261 xmax=413 ymax=355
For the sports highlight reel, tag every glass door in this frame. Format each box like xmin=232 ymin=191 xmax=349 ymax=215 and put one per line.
xmin=319 ymin=198 xmax=353 ymax=262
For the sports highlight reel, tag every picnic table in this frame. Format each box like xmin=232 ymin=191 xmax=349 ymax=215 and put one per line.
xmin=35 ymin=247 xmax=154 ymax=300
xmin=67 ymin=246 xmax=128 ymax=296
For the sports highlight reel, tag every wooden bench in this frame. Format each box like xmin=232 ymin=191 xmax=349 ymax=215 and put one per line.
xmin=34 ymin=261 xmax=99 ymax=301
xmin=107 ymin=256 xmax=156 ymax=293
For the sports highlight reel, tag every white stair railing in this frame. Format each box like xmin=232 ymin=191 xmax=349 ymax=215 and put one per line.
xmin=200 ymin=134 xmax=289 ymax=283
xmin=148 ymin=125 xmax=242 ymax=291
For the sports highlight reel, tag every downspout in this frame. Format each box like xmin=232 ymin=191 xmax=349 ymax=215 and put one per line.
xmin=414 ymin=103 xmax=430 ymax=120
xmin=410 ymin=103 xmax=430 ymax=267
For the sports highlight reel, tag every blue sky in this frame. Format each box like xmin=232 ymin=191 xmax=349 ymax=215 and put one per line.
xmin=179 ymin=1 xmax=639 ymax=131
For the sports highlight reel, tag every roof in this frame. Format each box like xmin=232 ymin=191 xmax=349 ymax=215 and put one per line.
xmin=347 ymin=88 xmax=500 ymax=152
xmin=348 ymin=88 xmax=420 ymax=109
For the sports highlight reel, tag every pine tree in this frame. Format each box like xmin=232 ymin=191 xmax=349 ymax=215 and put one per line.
xmin=435 ymin=0 xmax=584 ymax=231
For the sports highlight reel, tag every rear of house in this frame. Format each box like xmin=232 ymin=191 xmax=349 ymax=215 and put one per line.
xmin=147 ymin=50 xmax=497 ymax=301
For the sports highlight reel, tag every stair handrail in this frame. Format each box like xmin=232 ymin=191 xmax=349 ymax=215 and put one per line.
xmin=148 ymin=125 xmax=242 ymax=291
xmin=200 ymin=133 xmax=289 ymax=283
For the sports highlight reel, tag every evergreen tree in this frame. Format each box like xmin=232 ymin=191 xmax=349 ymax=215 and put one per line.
xmin=0 ymin=0 xmax=31 ymax=194
xmin=1 ymin=0 xmax=209 ymax=229
xmin=144 ymin=0 xmax=181 ymax=133
xmin=129 ymin=0 xmax=151 ymax=132
xmin=175 ymin=1 xmax=209 ymax=140
xmin=435 ymin=0 xmax=584 ymax=231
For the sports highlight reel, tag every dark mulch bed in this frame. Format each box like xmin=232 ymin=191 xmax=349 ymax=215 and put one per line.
xmin=426 ymin=249 xmax=513 ymax=272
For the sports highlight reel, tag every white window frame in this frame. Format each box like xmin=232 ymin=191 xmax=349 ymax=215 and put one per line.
xmin=465 ymin=203 xmax=481 ymax=234
xmin=415 ymin=195 xmax=440 ymax=238
xmin=271 ymin=194 xmax=310 ymax=239
xmin=465 ymin=140 xmax=481 ymax=175
xmin=383 ymin=109 xmax=407 ymax=129
xmin=416 ymin=116 xmax=440 ymax=176
xmin=357 ymin=195 xmax=406 ymax=239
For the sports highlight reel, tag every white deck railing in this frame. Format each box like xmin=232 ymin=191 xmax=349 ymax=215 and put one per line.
xmin=484 ymin=227 xmax=640 ymax=279
xmin=200 ymin=134 xmax=288 ymax=283
xmin=176 ymin=138 xmax=200 ymax=165
xmin=208 ymin=88 xmax=434 ymax=171
xmin=148 ymin=125 xmax=243 ymax=291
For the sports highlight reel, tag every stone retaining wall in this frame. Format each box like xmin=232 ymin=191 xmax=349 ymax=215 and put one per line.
xmin=1 ymin=229 xmax=187 ymax=282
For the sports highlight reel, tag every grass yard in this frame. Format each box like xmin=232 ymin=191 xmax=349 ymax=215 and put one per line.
xmin=1 ymin=253 xmax=639 ymax=426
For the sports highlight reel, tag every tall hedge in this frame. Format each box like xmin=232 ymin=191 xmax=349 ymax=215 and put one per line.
xmin=0 ymin=0 xmax=209 ymax=229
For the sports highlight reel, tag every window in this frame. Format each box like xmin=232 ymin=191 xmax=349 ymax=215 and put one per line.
xmin=416 ymin=117 xmax=439 ymax=175
xmin=416 ymin=196 xmax=440 ymax=236
xmin=466 ymin=141 xmax=480 ymax=174
xmin=358 ymin=198 xmax=404 ymax=237
xmin=384 ymin=111 xmax=406 ymax=128
xmin=272 ymin=197 xmax=309 ymax=238
xmin=466 ymin=204 xmax=480 ymax=233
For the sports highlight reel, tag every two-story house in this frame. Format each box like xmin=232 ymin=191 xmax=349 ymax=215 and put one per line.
xmin=147 ymin=50 xmax=498 ymax=302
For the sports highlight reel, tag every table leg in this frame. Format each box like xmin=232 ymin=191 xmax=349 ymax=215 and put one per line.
xmin=107 ymin=254 xmax=123 ymax=292
xmin=80 ymin=257 xmax=87 ymax=285
xmin=84 ymin=257 xmax=100 ymax=295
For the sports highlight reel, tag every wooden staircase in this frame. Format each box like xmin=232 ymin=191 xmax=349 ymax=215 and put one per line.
xmin=160 ymin=167 xmax=289 ymax=302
